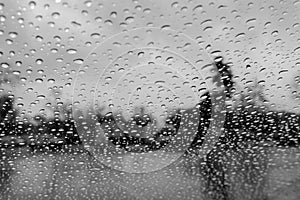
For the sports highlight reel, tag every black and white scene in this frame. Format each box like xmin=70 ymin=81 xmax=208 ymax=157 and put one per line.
xmin=1 ymin=0 xmax=300 ymax=199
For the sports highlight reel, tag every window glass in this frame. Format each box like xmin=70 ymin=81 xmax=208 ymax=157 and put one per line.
xmin=0 ymin=1 xmax=300 ymax=199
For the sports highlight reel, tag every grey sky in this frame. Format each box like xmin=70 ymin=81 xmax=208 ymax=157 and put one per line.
xmin=0 ymin=0 xmax=299 ymax=120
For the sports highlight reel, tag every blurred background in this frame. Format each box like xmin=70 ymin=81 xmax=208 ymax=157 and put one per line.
xmin=1 ymin=0 xmax=300 ymax=199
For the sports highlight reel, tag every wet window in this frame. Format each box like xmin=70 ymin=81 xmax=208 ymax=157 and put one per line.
xmin=0 ymin=0 xmax=300 ymax=199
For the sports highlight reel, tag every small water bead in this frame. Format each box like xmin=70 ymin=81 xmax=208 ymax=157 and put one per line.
xmin=6 ymin=39 xmax=13 ymax=45
xmin=1 ymin=63 xmax=9 ymax=68
xmin=95 ymin=17 xmax=102 ymax=23
xmin=37 ymin=69 xmax=44 ymax=74
xmin=35 ymin=15 xmax=43 ymax=21
xmin=125 ymin=16 xmax=134 ymax=23
xmin=84 ymin=0 xmax=92 ymax=7
xmin=294 ymin=47 xmax=300 ymax=54
xmin=56 ymin=58 xmax=63 ymax=62
xmin=193 ymin=5 xmax=203 ymax=12
xmin=36 ymin=59 xmax=43 ymax=65
xmin=161 ymin=25 xmax=171 ymax=30
xmin=51 ymin=12 xmax=60 ymax=19
xmin=66 ymin=49 xmax=77 ymax=54
xmin=0 ymin=3 xmax=4 ymax=10
xmin=137 ymin=51 xmax=144 ymax=57
xmin=135 ymin=5 xmax=142 ymax=11
xmin=35 ymin=35 xmax=43 ymax=42
xmin=73 ymin=59 xmax=84 ymax=64
xmin=51 ymin=48 xmax=58 ymax=53
xmin=35 ymin=78 xmax=43 ymax=83
xmin=9 ymin=51 xmax=15 ymax=56
xmin=110 ymin=11 xmax=117 ymax=18
xmin=104 ymin=19 xmax=113 ymax=25
xmin=16 ymin=61 xmax=22 ymax=66
xmin=12 ymin=70 xmax=21 ymax=75
xmin=28 ymin=1 xmax=36 ymax=9
xmin=0 ymin=15 xmax=6 ymax=22
xmin=17 ymin=103 xmax=24 ymax=108
xmin=17 ymin=18 xmax=24 ymax=24
xmin=91 ymin=33 xmax=100 ymax=39
xmin=8 ymin=32 xmax=18 ymax=38
xmin=143 ymin=8 xmax=151 ymax=14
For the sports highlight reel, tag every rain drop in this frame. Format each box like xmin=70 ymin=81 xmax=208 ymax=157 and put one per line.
xmin=71 ymin=21 xmax=81 ymax=28
xmin=0 ymin=15 xmax=6 ymax=22
xmin=294 ymin=47 xmax=300 ymax=54
xmin=51 ymin=12 xmax=60 ymax=19
xmin=193 ymin=5 xmax=203 ymax=12
xmin=35 ymin=78 xmax=43 ymax=83
xmin=110 ymin=11 xmax=117 ymax=18
xmin=28 ymin=1 xmax=36 ymax=9
xmin=104 ymin=19 xmax=113 ymax=25
xmin=171 ymin=2 xmax=179 ymax=8
xmin=1 ymin=62 xmax=9 ymax=68
xmin=36 ymin=59 xmax=43 ymax=65
xmin=35 ymin=35 xmax=43 ymax=42
xmin=161 ymin=25 xmax=171 ymax=30
xmin=66 ymin=49 xmax=77 ymax=54
xmin=125 ymin=16 xmax=134 ymax=23
xmin=137 ymin=51 xmax=144 ymax=57
xmin=12 ymin=70 xmax=21 ymax=75
xmin=8 ymin=32 xmax=18 ymax=38
xmin=84 ymin=0 xmax=92 ymax=7
xmin=73 ymin=59 xmax=84 ymax=64
xmin=91 ymin=33 xmax=101 ymax=39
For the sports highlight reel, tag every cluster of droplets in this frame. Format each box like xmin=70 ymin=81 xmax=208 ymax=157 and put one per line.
xmin=0 ymin=0 xmax=300 ymax=199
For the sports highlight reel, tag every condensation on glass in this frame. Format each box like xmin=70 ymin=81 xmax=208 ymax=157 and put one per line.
xmin=0 ymin=0 xmax=300 ymax=200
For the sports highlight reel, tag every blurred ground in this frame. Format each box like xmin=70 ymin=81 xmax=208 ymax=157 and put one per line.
xmin=0 ymin=144 xmax=300 ymax=200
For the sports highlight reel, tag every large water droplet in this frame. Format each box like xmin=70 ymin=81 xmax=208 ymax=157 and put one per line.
xmin=66 ymin=49 xmax=77 ymax=54
xmin=1 ymin=62 xmax=9 ymax=68
xmin=28 ymin=1 xmax=36 ymax=9
xmin=73 ymin=59 xmax=84 ymax=64
xmin=8 ymin=32 xmax=18 ymax=38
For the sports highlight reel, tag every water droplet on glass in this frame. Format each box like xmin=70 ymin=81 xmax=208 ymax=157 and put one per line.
xmin=84 ymin=0 xmax=92 ymax=7
xmin=73 ymin=59 xmax=84 ymax=64
xmin=110 ymin=11 xmax=117 ymax=18
xmin=71 ymin=21 xmax=81 ymax=28
xmin=143 ymin=8 xmax=151 ymax=14
xmin=95 ymin=17 xmax=102 ymax=23
xmin=294 ymin=47 xmax=300 ymax=54
xmin=0 ymin=15 xmax=6 ymax=22
xmin=125 ymin=16 xmax=134 ymax=23
xmin=1 ymin=62 xmax=9 ymax=68
xmin=193 ymin=5 xmax=203 ymax=12
xmin=66 ymin=49 xmax=77 ymax=54
xmin=36 ymin=59 xmax=43 ymax=65
xmin=171 ymin=2 xmax=179 ymax=8
xmin=28 ymin=1 xmax=36 ymax=9
xmin=91 ymin=33 xmax=100 ymax=39
xmin=48 ymin=79 xmax=55 ymax=83
xmin=8 ymin=32 xmax=18 ymax=38
xmin=35 ymin=78 xmax=43 ymax=83
xmin=104 ymin=19 xmax=113 ymax=25
xmin=51 ymin=12 xmax=60 ymax=19
xmin=161 ymin=25 xmax=171 ymax=30
xmin=12 ymin=70 xmax=21 ymax=75
xmin=137 ymin=51 xmax=144 ymax=57
xmin=35 ymin=35 xmax=43 ymax=42
xmin=0 ymin=3 xmax=4 ymax=10
xmin=17 ymin=103 xmax=24 ymax=107
xmin=51 ymin=48 xmax=58 ymax=53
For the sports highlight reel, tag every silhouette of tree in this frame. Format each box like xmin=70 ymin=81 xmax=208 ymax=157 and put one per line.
xmin=0 ymin=94 xmax=81 ymax=150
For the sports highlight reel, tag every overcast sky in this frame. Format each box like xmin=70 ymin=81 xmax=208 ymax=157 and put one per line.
xmin=0 ymin=0 xmax=299 ymax=120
